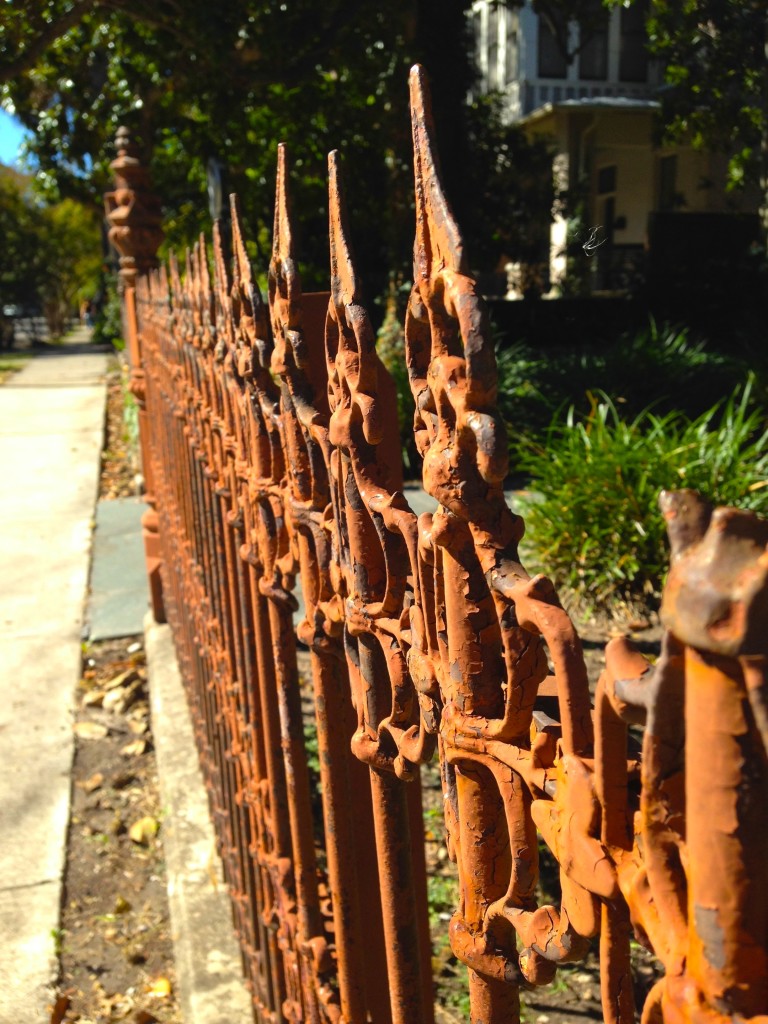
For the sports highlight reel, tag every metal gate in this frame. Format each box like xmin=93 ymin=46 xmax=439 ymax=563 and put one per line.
xmin=106 ymin=65 xmax=768 ymax=1024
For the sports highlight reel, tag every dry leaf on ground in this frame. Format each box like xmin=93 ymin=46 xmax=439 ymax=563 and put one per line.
xmin=74 ymin=722 xmax=109 ymax=740
xmin=129 ymin=816 xmax=159 ymax=845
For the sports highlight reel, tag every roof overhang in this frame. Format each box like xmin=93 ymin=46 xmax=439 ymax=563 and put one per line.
xmin=519 ymin=97 xmax=660 ymax=129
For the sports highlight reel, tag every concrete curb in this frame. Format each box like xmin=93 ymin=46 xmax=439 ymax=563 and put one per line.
xmin=144 ymin=613 xmax=252 ymax=1023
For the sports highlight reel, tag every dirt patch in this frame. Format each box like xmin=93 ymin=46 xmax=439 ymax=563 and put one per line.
xmin=52 ymin=639 xmax=181 ymax=1024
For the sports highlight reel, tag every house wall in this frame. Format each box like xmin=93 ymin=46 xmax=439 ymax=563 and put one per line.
xmin=470 ymin=0 xmax=660 ymax=122
xmin=662 ymin=149 xmax=762 ymax=215
xmin=589 ymin=112 xmax=655 ymax=247
xmin=470 ymin=0 xmax=761 ymax=295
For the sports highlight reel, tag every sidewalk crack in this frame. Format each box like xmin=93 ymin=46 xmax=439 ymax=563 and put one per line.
xmin=0 ymin=878 xmax=57 ymax=894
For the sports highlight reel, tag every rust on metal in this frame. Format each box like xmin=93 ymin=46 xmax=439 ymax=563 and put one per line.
xmin=111 ymin=64 xmax=768 ymax=1024
xmin=105 ymin=126 xmax=165 ymax=621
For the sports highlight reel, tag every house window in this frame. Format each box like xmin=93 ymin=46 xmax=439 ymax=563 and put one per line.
xmin=598 ymin=165 xmax=617 ymax=195
xmin=505 ymin=14 xmax=518 ymax=84
xmin=579 ymin=3 xmax=608 ymax=81
xmin=659 ymin=155 xmax=678 ymax=211
xmin=620 ymin=0 xmax=649 ymax=82
xmin=538 ymin=9 xmax=568 ymax=78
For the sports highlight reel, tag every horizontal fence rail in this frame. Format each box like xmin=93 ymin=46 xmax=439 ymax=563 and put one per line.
xmin=107 ymin=65 xmax=768 ymax=1024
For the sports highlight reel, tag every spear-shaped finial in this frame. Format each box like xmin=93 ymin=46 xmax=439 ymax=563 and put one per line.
xmin=409 ymin=64 xmax=466 ymax=286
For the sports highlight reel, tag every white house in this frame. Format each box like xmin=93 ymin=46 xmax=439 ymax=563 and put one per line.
xmin=471 ymin=1 xmax=760 ymax=295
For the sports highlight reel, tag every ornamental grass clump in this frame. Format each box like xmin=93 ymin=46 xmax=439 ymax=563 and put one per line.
xmin=517 ymin=379 xmax=768 ymax=614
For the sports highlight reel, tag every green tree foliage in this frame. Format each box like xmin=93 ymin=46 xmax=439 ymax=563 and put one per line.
xmin=0 ymin=1 xmax=555 ymax=292
xmin=0 ymin=174 xmax=44 ymax=311
xmin=643 ymin=0 xmax=767 ymax=193
xmin=39 ymin=198 xmax=103 ymax=334
xmin=0 ymin=1 xmax=472 ymax=290
xmin=0 ymin=171 xmax=101 ymax=334
xmin=463 ymin=93 xmax=554 ymax=271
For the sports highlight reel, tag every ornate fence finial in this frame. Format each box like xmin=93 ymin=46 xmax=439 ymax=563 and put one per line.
xmin=105 ymin=125 xmax=166 ymax=621
xmin=105 ymin=126 xmax=164 ymax=288
xmin=409 ymin=64 xmax=466 ymax=282
xmin=406 ymin=64 xmax=514 ymax=543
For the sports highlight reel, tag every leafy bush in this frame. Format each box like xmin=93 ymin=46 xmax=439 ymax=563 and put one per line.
xmin=376 ymin=277 xmax=420 ymax=478
xmin=497 ymin=321 xmax=753 ymax=470
xmin=92 ymin=277 xmax=125 ymax=350
xmin=518 ymin=380 xmax=768 ymax=614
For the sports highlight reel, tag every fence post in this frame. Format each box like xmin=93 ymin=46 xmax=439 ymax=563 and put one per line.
xmin=105 ymin=126 xmax=166 ymax=621
xmin=658 ymin=490 xmax=768 ymax=1019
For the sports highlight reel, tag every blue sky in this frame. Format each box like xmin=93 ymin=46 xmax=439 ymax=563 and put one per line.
xmin=0 ymin=109 xmax=31 ymax=167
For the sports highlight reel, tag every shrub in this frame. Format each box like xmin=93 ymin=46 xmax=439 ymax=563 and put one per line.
xmin=92 ymin=277 xmax=125 ymax=350
xmin=517 ymin=379 xmax=768 ymax=614
xmin=376 ymin=277 xmax=420 ymax=478
xmin=496 ymin=321 xmax=753 ymax=471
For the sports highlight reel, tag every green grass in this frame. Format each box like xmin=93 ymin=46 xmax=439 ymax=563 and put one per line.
xmin=122 ymin=382 xmax=139 ymax=451
xmin=0 ymin=353 xmax=29 ymax=382
xmin=518 ymin=378 xmax=768 ymax=613
xmin=427 ymin=873 xmax=458 ymax=930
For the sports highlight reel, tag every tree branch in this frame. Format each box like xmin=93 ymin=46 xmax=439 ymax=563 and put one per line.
xmin=0 ymin=0 xmax=94 ymax=84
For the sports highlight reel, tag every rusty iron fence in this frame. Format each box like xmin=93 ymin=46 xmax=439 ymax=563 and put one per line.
xmin=107 ymin=66 xmax=768 ymax=1024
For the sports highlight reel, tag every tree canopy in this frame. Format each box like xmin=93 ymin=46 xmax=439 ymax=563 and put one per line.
xmin=643 ymin=0 xmax=767 ymax=197
xmin=6 ymin=0 xmax=761 ymax=295
xmin=1 ymin=1 xmax=487 ymax=293
xmin=0 ymin=168 xmax=102 ymax=330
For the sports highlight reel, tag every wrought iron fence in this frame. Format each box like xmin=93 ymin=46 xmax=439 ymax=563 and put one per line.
xmin=107 ymin=65 xmax=768 ymax=1024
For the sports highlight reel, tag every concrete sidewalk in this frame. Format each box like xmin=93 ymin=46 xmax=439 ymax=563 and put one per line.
xmin=0 ymin=334 xmax=249 ymax=1023
xmin=0 ymin=332 xmax=108 ymax=1023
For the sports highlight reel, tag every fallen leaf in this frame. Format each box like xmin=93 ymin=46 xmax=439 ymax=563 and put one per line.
xmin=104 ymin=680 xmax=143 ymax=714
xmin=74 ymin=721 xmax=108 ymax=740
xmin=121 ymin=739 xmax=147 ymax=757
xmin=82 ymin=690 xmax=105 ymax=707
xmin=134 ymin=1011 xmax=158 ymax=1023
xmin=129 ymin=816 xmax=159 ymax=845
xmin=78 ymin=772 xmax=104 ymax=794
xmin=128 ymin=719 xmax=148 ymax=735
xmin=102 ymin=688 xmax=126 ymax=712
xmin=127 ymin=701 xmax=149 ymax=720
xmin=147 ymin=977 xmax=172 ymax=999
xmin=114 ymin=895 xmax=132 ymax=914
xmin=105 ymin=668 xmax=139 ymax=691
